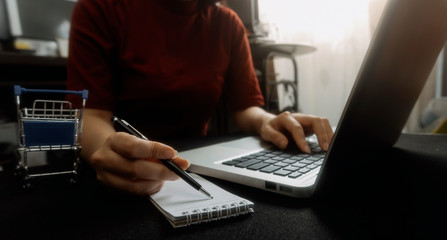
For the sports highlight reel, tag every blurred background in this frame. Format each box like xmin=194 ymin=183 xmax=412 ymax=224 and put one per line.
xmin=0 ymin=0 xmax=446 ymax=137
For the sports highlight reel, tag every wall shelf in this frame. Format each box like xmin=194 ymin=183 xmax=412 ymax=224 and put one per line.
xmin=0 ymin=51 xmax=66 ymax=67
xmin=0 ymin=51 xmax=67 ymax=121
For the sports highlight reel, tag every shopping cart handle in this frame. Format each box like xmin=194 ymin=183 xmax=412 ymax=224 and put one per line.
xmin=14 ymin=85 xmax=88 ymax=99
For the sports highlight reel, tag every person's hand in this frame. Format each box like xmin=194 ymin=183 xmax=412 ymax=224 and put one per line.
xmin=259 ymin=111 xmax=333 ymax=153
xmin=88 ymin=132 xmax=190 ymax=195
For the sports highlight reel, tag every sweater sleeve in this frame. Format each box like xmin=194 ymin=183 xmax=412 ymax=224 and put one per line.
xmin=66 ymin=0 xmax=118 ymax=111
xmin=222 ymin=7 xmax=265 ymax=113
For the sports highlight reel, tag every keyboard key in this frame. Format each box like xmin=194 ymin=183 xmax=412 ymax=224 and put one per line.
xmin=311 ymin=147 xmax=322 ymax=152
xmin=298 ymin=168 xmax=310 ymax=173
xmin=260 ymin=165 xmax=281 ymax=173
xmin=251 ymin=152 xmax=266 ymax=157
xmin=271 ymin=151 xmax=284 ymax=155
xmin=300 ymin=160 xmax=313 ymax=164
xmin=274 ymin=169 xmax=291 ymax=176
xmin=280 ymin=153 xmax=293 ymax=158
xmin=307 ymin=164 xmax=319 ymax=169
xmin=247 ymin=162 xmax=270 ymax=170
xmin=274 ymin=162 xmax=289 ymax=168
xmin=292 ymin=162 xmax=307 ymax=168
xmin=283 ymin=166 xmax=299 ymax=171
xmin=235 ymin=159 xmax=261 ymax=168
xmin=288 ymin=172 xmax=302 ymax=178
xmin=222 ymin=160 xmax=239 ymax=166
xmin=264 ymin=159 xmax=278 ymax=164
xmin=306 ymin=156 xmax=322 ymax=161
xmin=231 ymin=158 xmax=246 ymax=162
xmin=282 ymin=159 xmax=297 ymax=164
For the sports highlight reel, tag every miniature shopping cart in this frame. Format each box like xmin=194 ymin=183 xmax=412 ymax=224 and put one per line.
xmin=14 ymin=85 xmax=88 ymax=187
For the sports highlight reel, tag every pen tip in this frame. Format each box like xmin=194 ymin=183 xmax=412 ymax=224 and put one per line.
xmin=200 ymin=188 xmax=213 ymax=199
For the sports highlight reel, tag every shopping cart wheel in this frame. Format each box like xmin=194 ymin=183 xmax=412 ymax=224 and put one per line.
xmin=14 ymin=165 xmax=26 ymax=179
xmin=22 ymin=177 xmax=32 ymax=189
xmin=69 ymin=175 xmax=77 ymax=184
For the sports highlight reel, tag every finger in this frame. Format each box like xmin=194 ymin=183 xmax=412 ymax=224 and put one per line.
xmin=109 ymin=132 xmax=177 ymax=160
xmin=288 ymin=124 xmax=311 ymax=154
xmin=277 ymin=112 xmax=311 ymax=153
xmin=323 ymin=118 xmax=334 ymax=148
xmin=91 ymin=148 xmax=180 ymax=181
xmin=310 ymin=117 xmax=331 ymax=151
xmin=311 ymin=117 xmax=334 ymax=151
xmin=325 ymin=119 xmax=334 ymax=141
xmin=171 ymin=156 xmax=191 ymax=170
xmin=260 ymin=124 xmax=289 ymax=149
xmin=291 ymin=114 xmax=335 ymax=151
xmin=97 ymin=171 xmax=165 ymax=195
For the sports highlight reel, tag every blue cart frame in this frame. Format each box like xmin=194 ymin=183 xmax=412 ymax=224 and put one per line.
xmin=14 ymin=85 xmax=88 ymax=187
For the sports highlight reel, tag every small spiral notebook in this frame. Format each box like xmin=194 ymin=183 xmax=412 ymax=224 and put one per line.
xmin=149 ymin=173 xmax=254 ymax=228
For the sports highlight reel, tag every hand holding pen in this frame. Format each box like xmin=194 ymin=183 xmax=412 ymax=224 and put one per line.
xmin=112 ymin=116 xmax=213 ymax=198
xmin=80 ymin=110 xmax=191 ymax=196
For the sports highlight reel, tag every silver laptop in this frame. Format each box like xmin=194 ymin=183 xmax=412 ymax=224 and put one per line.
xmin=180 ymin=0 xmax=447 ymax=198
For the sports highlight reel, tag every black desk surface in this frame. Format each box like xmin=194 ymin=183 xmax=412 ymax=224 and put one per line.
xmin=1 ymin=133 xmax=447 ymax=240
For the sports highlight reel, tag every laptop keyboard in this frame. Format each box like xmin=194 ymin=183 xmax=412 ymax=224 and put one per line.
xmin=222 ymin=141 xmax=326 ymax=179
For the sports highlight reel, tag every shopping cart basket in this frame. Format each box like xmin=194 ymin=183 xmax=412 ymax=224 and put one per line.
xmin=14 ymin=85 xmax=88 ymax=187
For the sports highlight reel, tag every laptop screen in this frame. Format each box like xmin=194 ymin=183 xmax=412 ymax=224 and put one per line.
xmin=315 ymin=0 xmax=447 ymax=195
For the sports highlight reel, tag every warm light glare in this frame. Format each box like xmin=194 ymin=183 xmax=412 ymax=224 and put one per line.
xmin=257 ymin=0 xmax=379 ymax=125
xmin=258 ymin=0 xmax=371 ymax=44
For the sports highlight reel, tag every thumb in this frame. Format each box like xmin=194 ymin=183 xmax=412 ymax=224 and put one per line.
xmin=146 ymin=141 xmax=177 ymax=159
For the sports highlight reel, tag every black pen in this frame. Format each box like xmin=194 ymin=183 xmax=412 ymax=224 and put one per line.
xmin=111 ymin=116 xmax=213 ymax=199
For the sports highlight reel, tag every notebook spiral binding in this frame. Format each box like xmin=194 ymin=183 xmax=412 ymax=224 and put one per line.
xmin=182 ymin=200 xmax=252 ymax=226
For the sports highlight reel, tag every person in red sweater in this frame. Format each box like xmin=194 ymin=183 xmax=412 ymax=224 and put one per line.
xmin=67 ymin=0 xmax=333 ymax=195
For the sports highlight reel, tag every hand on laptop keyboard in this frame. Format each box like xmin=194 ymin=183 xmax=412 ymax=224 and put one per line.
xmin=222 ymin=141 xmax=326 ymax=179
xmin=234 ymin=108 xmax=333 ymax=154
xmin=256 ymin=111 xmax=333 ymax=153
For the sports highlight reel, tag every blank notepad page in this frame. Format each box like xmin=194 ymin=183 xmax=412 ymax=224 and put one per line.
xmin=149 ymin=173 xmax=254 ymax=227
